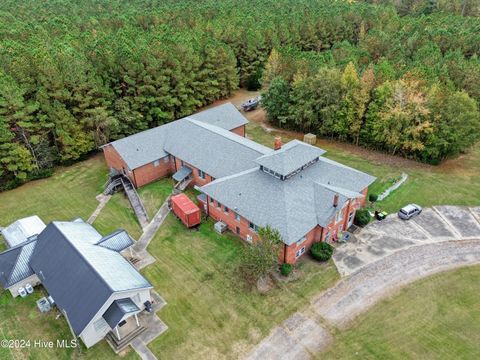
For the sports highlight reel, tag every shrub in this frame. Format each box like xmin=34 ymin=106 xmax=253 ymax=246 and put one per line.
xmin=311 ymin=242 xmax=334 ymax=262
xmin=354 ymin=208 xmax=371 ymax=226
xmin=280 ymin=263 xmax=293 ymax=276
xmin=369 ymin=193 xmax=378 ymax=202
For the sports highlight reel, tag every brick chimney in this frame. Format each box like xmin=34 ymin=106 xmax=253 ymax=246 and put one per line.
xmin=274 ymin=136 xmax=282 ymax=150
xmin=333 ymin=193 xmax=339 ymax=207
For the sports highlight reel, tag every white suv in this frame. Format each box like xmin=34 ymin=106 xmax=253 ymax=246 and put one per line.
xmin=398 ymin=204 xmax=422 ymax=220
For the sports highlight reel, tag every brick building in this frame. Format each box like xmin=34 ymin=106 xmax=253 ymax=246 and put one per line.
xmin=103 ymin=102 xmax=375 ymax=263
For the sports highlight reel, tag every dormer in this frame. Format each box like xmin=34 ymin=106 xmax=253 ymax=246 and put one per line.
xmin=255 ymin=139 xmax=326 ymax=180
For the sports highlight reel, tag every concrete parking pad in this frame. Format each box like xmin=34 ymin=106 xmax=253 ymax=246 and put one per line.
xmin=366 ymin=215 xmax=428 ymax=241
xmin=434 ymin=206 xmax=480 ymax=238
xmin=412 ymin=208 xmax=455 ymax=239
xmin=472 ymin=207 xmax=480 ymax=222
xmin=333 ymin=206 xmax=480 ymax=276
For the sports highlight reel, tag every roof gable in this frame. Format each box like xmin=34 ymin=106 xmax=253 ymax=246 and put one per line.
xmin=189 ymin=102 xmax=248 ymax=130
xmin=30 ymin=222 xmax=151 ymax=335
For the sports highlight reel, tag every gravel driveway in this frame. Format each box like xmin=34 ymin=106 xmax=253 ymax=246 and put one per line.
xmin=246 ymin=240 xmax=480 ymax=360
xmin=245 ymin=206 xmax=480 ymax=360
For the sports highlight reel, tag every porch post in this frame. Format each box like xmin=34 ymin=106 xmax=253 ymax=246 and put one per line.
xmin=115 ymin=326 xmax=121 ymax=340
xmin=135 ymin=313 xmax=140 ymax=327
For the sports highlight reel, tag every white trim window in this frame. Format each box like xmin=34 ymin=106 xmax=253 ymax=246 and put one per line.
xmin=296 ymin=246 xmax=306 ymax=258
xmin=249 ymin=222 xmax=259 ymax=233
xmin=325 ymin=230 xmax=331 ymax=243
xmin=224 ymin=205 xmax=229 ymax=213
xmin=198 ymin=169 xmax=206 ymax=179
xmin=153 ymin=160 xmax=160 ymax=167
xmin=163 ymin=156 xmax=170 ymax=164
xmin=235 ymin=212 xmax=240 ymax=222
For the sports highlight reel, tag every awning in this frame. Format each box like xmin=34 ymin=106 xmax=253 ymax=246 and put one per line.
xmin=197 ymin=193 xmax=207 ymax=203
xmin=103 ymin=298 xmax=140 ymax=329
xmin=172 ymin=166 xmax=192 ymax=182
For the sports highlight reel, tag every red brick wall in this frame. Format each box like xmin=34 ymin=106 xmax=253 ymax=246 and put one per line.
xmin=133 ymin=156 xmax=173 ymax=188
xmin=103 ymin=144 xmax=173 ymax=187
xmin=103 ymin=145 xmax=136 ymax=185
xmin=230 ymin=125 xmax=246 ymax=137
xmin=206 ymin=196 xmax=260 ymax=243
xmin=281 ymin=226 xmax=323 ymax=264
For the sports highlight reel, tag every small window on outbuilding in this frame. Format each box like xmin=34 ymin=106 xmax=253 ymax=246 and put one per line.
xmin=224 ymin=206 xmax=229 ymax=213
xmin=153 ymin=160 xmax=160 ymax=167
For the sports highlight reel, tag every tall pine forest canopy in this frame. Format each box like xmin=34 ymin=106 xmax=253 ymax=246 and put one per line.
xmin=0 ymin=0 xmax=479 ymax=190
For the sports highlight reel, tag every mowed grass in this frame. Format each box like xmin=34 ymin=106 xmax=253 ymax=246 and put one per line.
xmin=246 ymin=121 xmax=480 ymax=213
xmin=320 ymin=266 xmax=480 ymax=360
xmin=143 ymin=215 xmax=339 ymax=359
xmin=137 ymin=179 xmax=174 ymax=219
xmin=0 ymin=288 xmax=139 ymax=360
xmin=0 ymin=155 xmax=108 ymax=226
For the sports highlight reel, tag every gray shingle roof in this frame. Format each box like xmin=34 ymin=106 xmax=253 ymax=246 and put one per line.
xmin=164 ymin=119 xmax=271 ymax=179
xmin=95 ymin=230 xmax=134 ymax=252
xmin=30 ymin=222 xmax=151 ymax=335
xmin=0 ymin=238 xmax=37 ymax=288
xmin=189 ymin=102 xmax=248 ymax=130
xmin=255 ymin=140 xmax=326 ymax=177
xmin=200 ymin=155 xmax=376 ymax=245
xmin=1 ymin=215 xmax=46 ymax=248
xmin=108 ymin=103 xmax=249 ymax=170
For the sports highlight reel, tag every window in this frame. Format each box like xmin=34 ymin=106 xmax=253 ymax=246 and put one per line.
xmin=163 ymin=156 xmax=170 ymax=163
xmin=296 ymin=246 xmax=306 ymax=258
xmin=235 ymin=212 xmax=240 ymax=222
xmin=224 ymin=206 xmax=229 ymax=213
xmin=198 ymin=169 xmax=206 ymax=179
xmin=217 ymin=202 xmax=222 ymax=208
xmin=153 ymin=160 xmax=160 ymax=167
xmin=325 ymin=230 xmax=331 ymax=243
xmin=348 ymin=211 xmax=354 ymax=224
xmin=180 ymin=160 xmax=184 ymax=167
xmin=249 ymin=222 xmax=259 ymax=232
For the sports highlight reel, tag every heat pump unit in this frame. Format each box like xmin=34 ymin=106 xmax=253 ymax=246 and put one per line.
xmin=246 ymin=235 xmax=253 ymax=243
xmin=214 ymin=221 xmax=227 ymax=234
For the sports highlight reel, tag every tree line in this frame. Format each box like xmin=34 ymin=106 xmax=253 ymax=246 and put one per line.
xmin=1 ymin=0 xmax=479 ymax=189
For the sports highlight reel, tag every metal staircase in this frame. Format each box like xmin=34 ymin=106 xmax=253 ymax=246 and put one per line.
xmin=104 ymin=175 xmax=149 ymax=229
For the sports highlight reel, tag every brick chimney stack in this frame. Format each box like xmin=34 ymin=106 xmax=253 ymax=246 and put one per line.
xmin=274 ymin=136 xmax=282 ymax=150
xmin=333 ymin=193 xmax=339 ymax=207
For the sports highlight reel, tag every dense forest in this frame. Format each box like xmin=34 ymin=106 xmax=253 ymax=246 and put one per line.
xmin=0 ymin=0 xmax=479 ymax=189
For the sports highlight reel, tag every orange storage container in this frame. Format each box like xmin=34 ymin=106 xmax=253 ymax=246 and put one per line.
xmin=171 ymin=194 xmax=201 ymax=228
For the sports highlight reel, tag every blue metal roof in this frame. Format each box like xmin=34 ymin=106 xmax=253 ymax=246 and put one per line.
xmin=102 ymin=298 xmax=139 ymax=329
xmin=96 ymin=230 xmax=134 ymax=252
xmin=0 ymin=238 xmax=37 ymax=288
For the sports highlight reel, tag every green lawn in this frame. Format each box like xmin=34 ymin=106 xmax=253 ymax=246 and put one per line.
xmin=0 ymin=288 xmax=139 ymax=360
xmin=320 ymin=266 xmax=480 ymax=360
xmin=0 ymin=155 xmax=108 ymax=227
xmin=142 ymin=215 xmax=339 ymax=359
xmin=246 ymin=121 xmax=480 ymax=213
xmin=137 ymin=179 xmax=174 ymax=219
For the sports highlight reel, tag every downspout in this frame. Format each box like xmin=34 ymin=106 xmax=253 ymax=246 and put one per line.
xmin=132 ymin=168 xmax=138 ymax=188
xmin=283 ymin=244 xmax=288 ymax=263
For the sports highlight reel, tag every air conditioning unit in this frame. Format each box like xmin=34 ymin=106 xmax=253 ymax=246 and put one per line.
xmin=25 ymin=283 xmax=34 ymax=294
xmin=36 ymin=297 xmax=52 ymax=313
xmin=246 ymin=234 xmax=253 ymax=243
xmin=214 ymin=221 xmax=228 ymax=234
xmin=18 ymin=287 xmax=27 ymax=298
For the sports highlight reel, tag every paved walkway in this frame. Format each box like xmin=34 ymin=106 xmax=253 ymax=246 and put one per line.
xmin=134 ymin=197 xmax=171 ymax=253
xmin=131 ymin=291 xmax=169 ymax=360
xmin=246 ymin=239 xmax=480 ymax=360
xmin=333 ymin=206 xmax=480 ymax=276
xmin=87 ymin=194 xmax=111 ymax=224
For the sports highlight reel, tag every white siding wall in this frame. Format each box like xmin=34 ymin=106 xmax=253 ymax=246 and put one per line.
xmin=79 ymin=288 xmax=152 ymax=348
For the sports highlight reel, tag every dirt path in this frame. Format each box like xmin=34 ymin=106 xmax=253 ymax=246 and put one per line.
xmin=246 ymin=239 xmax=480 ymax=360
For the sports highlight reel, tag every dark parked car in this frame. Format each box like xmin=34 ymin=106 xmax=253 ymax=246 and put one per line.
xmin=398 ymin=204 xmax=422 ymax=220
